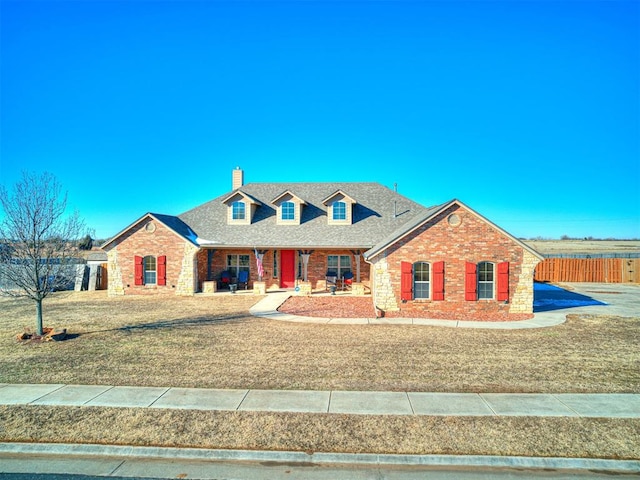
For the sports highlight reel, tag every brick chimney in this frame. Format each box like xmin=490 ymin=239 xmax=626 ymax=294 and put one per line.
xmin=232 ymin=167 xmax=244 ymax=190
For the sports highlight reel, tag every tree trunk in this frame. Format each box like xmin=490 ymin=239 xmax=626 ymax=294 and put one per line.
xmin=36 ymin=298 xmax=43 ymax=336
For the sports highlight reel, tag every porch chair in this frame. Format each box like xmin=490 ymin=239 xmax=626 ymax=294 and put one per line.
xmin=342 ymin=271 xmax=354 ymax=290
xmin=219 ymin=270 xmax=231 ymax=289
xmin=325 ymin=270 xmax=338 ymax=292
xmin=238 ymin=270 xmax=249 ymax=290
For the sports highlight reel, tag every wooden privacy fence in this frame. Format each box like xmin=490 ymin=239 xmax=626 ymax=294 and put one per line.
xmin=534 ymin=258 xmax=639 ymax=283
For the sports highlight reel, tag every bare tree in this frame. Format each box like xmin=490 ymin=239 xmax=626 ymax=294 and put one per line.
xmin=0 ymin=172 xmax=85 ymax=335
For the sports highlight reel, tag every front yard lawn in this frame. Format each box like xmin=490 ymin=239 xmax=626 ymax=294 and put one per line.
xmin=1 ymin=291 xmax=638 ymax=459
xmin=1 ymin=291 xmax=638 ymax=392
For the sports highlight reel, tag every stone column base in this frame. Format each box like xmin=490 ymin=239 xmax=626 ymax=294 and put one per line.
xmin=296 ymin=281 xmax=312 ymax=296
xmin=203 ymin=281 xmax=217 ymax=294
xmin=253 ymin=281 xmax=266 ymax=295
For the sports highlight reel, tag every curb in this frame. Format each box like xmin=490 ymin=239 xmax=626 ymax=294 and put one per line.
xmin=1 ymin=442 xmax=639 ymax=473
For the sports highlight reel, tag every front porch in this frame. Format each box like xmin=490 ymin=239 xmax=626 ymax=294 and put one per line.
xmin=196 ymin=248 xmax=371 ymax=294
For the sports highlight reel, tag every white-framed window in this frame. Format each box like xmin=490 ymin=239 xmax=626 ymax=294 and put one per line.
xmin=143 ymin=255 xmax=156 ymax=285
xmin=327 ymin=254 xmax=351 ymax=278
xmin=332 ymin=201 xmax=346 ymax=221
xmin=227 ymin=254 xmax=250 ymax=278
xmin=413 ymin=261 xmax=430 ymax=299
xmin=478 ymin=261 xmax=495 ymax=299
xmin=281 ymin=201 xmax=295 ymax=221
xmin=231 ymin=201 xmax=246 ymax=220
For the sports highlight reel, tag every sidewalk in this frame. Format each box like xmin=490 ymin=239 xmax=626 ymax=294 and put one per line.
xmin=2 ymin=383 xmax=639 ymax=417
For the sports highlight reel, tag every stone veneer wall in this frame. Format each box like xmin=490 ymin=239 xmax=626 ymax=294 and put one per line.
xmin=509 ymin=249 xmax=541 ymax=313
xmin=370 ymin=251 xmax=400 ymax=311
xmin=176 ymin=242 xmax=200 ymax=296
xmin=107 ymin=249 xmax=125 ymax=296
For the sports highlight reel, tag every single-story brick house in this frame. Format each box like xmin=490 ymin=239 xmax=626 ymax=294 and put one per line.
xmin=102 ymin=168 xmax=543 ymax=317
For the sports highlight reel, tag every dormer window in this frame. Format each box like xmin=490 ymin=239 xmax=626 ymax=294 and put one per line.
xmin=232 ymin=201 xmax=246 ymax=220
xmin=271 ymin=190 xmax=306 ymax=225
xmin=223 ymin=191 xmax=262 ymax=225
xmin=332 ymin=201 xmax=346 ymax=221
xmin=281 ymin=201 xmax=295 ymax=221
xmin=322 ymin=190 xmax=356 ymax=225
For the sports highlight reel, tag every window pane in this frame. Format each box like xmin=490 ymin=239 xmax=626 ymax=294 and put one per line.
xmin=414 ymin=262 xmax=430 ymax=281
xmin=282 ymin=201 xmax=295 ymax=220
xmin=414 ymin=281 xmax=430 ymax=299
xmin=226 ymin=255 xmax=238 ymax=277
xmin=478 ymin=262 xmax=494 ymax=299
xmin=143 ymin=256 xmax=156 ymax=285
xmin=478 ymin=283 xmax=493 ymax=299
xmin=227 ymin=254 xmax=250 ymax=278
xmin=239 ymin=255 xmax=250 ymax=273
xmin=478 ymin=262 xmax=493 ymax=281
xmin=413 ymin=262 xmax=430 ymax=299
xmin=333 ymin=201 xmax=346 ymax=220
xmin=327 ymin=255 xmax=338 ymax=270
xmin=232 ymin=201 xmax=245 ymax=220
xmin=338 ymin=256 xmax=350 ymax=277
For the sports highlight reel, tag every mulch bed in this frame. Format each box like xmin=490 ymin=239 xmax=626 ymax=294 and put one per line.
xmin=278 ymin=295 xmax=534 ymax=321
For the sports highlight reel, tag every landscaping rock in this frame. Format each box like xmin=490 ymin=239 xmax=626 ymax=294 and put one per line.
xmin=45 ymin=328 xmax=68 ymax=341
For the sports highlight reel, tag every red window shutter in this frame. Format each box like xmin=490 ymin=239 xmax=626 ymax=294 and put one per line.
xmin=401 ymin=261 xmax=413 ymax=301
xmin=432 ymin=261 xmax=445 ymax=301
xmin=157 ymin=255 xmax=167 ymax=286
xmin=134 ymin=256 xmax=144 ymax=285
xmin=465 ymin=262 xmax=477 ymax=301
xmin=497 ymin=261 xmax=509 ymax=301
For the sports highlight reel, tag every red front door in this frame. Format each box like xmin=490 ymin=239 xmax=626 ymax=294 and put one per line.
xmin=280 ymin=250 xmax=296 ymax=288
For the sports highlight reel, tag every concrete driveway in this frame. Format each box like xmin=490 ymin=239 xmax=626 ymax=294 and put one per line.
xmin=535 ymin=282 xmax=640 ymax=318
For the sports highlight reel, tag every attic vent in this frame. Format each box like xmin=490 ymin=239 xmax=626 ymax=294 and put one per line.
xmin=447 ymin=214 xmax=461 ymax=226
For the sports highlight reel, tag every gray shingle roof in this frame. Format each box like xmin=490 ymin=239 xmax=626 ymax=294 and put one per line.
xmin=364 ymin=201 xmax=450 ymax=259
xmin=101 ymin=213 xmax=199 ymax=249
xmin=178 ymin=182 xmax=430 ymax=249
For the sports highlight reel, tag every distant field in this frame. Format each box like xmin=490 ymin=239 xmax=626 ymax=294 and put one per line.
xmin=524 ymin=240 xmax=640 ymax=255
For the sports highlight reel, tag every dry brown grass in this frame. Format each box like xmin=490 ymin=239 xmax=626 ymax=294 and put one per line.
xmin=1 ymin=292 xmax=639 ymax=458
xmin=2 ymin=405 xmax=639 ymax=459
xmin=1 ymin=292 xmax=639 ymax=393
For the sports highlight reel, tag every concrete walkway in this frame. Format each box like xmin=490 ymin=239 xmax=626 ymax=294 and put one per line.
xmin=2 ymin=383 xmax=639 ymax=418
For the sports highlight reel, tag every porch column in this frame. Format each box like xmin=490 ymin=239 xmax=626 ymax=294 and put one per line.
xmin=301 ymin=254 xmax=310 ymax=281
xmin=351 ymin=250 xmax=362 ymax=282
xmin=207 ymin=249 xmax=216 ymax=281
xmin=298 ymin=250 xmax=314 ymax=282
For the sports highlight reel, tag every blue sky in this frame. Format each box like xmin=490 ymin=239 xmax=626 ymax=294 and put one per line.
xmin=1 ymin=0 xmax=638 ymax=240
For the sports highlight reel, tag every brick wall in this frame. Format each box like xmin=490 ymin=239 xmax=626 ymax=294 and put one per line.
xmin=370 ymin=204 xmax=539 ymax=316
xmin=104 ymin=217 xmax=196 ymax=295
